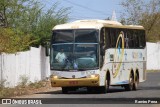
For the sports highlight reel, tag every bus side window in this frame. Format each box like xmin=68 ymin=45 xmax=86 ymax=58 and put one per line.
xmin=139 ymin=30 xmax=143 ymax=48
xmin=105 ymin=28 xmax=110 ymax=49
xmin=136 ymin=35 xmax=140 ymax=48
xmin=127 ymin=30 xmax=134 ymax=48
xmin=142 ymin=31 xmax=146 ymax=47
xmin=109 ymin=28 xmax=113 ymax=47
xmin=110 ymin=28 xmax=117 ymax=48
xmin=100 ymin=28 xmax=105 ymax=68
xmin=124 ymin=29 xmax=129 ymax=48
xmin=117 ymin=29 xmax=123 ymax=48
xmin=139 ymin=30 xmax=146 ymax=48
xmin=133 ymin=30 xmax=139 ymax=48
xmin=100 ymin=28 xmax=106 ymax=51
xmin=100 ymin=28 xmax=104 ymax=45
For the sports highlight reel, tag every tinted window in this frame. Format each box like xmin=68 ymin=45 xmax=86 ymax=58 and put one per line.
xmin=139 ymin=30 xmax=146 ymax=48
xmin=110 ymin=28 xmax=117 ymax=48
xmin=127 ymin=30 xmax=134 ymax=48
xmin=105 ymin=28 xmax=111 ymax=48
xmin=75 ymin=29 xmax=98 ymax=43
xmin=116 ymin=29 xmax=123 ymax=48
xmin=134 ymin=31 xmax=140 ymax=48
xmin=52 ymin=30 xmax=74 ymax=43
xmin=104 ymin=28 xmax=125 ymax=48
xmin=104 ymin=28 xmax=146 ymax=49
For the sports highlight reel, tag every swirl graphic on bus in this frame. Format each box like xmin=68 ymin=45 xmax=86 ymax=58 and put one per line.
xmin=112 ymin=31 xmax=125 ymax=78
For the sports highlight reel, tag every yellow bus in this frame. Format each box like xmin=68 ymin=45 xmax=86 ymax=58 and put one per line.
xmin=50 ymin=20 xmax=146 ymax=94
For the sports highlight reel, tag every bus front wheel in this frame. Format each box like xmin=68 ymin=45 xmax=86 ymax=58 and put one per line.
xmin=99 ymin=79 xmax=109 ymax=93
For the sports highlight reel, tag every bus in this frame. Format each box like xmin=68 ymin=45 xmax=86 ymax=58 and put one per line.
xmin=50 ymin=20 xmax=146 ymax=94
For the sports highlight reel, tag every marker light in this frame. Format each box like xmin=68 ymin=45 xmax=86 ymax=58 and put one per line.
xmin=87 ymin=74 xmax=99 ymax=78
xmin=53 ymin=76 xmax=58 ymax=79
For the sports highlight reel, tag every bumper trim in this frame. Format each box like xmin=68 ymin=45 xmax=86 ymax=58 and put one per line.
xmin=51 ymin=77 xmax=99 ymax=87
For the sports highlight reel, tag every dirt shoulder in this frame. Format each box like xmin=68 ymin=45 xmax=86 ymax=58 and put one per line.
xmin=0 ymin=80 xmax=60 ymax=98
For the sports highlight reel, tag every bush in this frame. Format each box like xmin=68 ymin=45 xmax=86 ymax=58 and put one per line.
xmin=19 ymin=75 xmax=29 ymax=87
xmin=0 ymin=79 xmax=6 ymax=90
xmin=0 ymin=28 xmax=32 ymax=53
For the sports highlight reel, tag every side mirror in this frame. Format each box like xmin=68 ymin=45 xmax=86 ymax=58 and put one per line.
xmin=100 ymin=45 xmax=105 ymax=56
xmin=100 ymin=43 xmax=106 ymax=56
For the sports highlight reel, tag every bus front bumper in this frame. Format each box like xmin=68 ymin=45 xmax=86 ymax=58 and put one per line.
xmin=50 ymin=76 xmax=99 ymax=87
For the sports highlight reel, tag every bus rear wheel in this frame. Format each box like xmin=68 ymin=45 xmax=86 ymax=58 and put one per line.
xmin=133 ymin=74 xmax=139 ymax=90
xmin=124 ymin=73 xmax=134 ymax=91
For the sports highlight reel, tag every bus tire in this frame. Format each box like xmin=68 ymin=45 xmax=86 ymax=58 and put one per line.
xmin=133 ymin=74 xmax=139 ymax=90
xmin=124 ymin=73 xmax=134 ymax=91
xmin=105 ymin=79 xmax=109 ymax=93
xmin=106 ymin=72 xmax=110 ymax=93
xmin=62 ymin=87 xmax=68 ymax=94
xmin=99 ymin=79 xmax=109 ymax=93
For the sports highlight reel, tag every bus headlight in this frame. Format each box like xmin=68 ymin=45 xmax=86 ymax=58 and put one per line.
xmin=53 ymin=76 xmax=59 ymax=79
xmin=87 ymin=74 xmax=99 ymax=78
xmin=50 ymin=75 xmax=59 ymax=79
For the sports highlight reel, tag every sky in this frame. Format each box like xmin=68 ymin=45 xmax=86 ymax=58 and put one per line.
xmin=42 ymin=0 xmax=124 ymax=22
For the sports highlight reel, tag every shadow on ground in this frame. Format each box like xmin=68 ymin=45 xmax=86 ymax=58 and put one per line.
xmin=35 ymin=84 xmax=160 ymax=95
xmin=35 ymin=87 xmax=130 ymax=95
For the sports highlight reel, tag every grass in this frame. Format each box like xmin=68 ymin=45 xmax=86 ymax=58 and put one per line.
xmin=147 ymin=70 xmax=160 ymax=72
xmin=28 ymin=81 xmax=46 ymax=89
xmin=0 ymin=86 xmax=27 ymax=98
xmin=0 ymin=80 xmax=51 ymax=98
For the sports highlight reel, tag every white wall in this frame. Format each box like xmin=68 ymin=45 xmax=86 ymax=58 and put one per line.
xmin=0 ymin=42 xmax=159 ymax=87
xmin=147 ymin=42 xmax=160 ymax=70
xmin=0 ymin=46 xmax=50 ymax=87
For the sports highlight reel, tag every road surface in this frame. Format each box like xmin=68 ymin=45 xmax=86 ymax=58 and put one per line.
xmin=15 ymin=72 xmax=160 ymax=101
xmin=1 ymin=72 xmax=160 ymax=107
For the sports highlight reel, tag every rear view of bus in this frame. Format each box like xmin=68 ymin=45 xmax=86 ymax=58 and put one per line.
xmin=50 ymin=20 xmax=146 ymax=94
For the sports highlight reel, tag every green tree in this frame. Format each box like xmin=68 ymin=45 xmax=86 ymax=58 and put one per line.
xmin=0 ymin=0 xmax=43 ymax=32
xmin=120 ymin=0 xmax=160 ymax=42
xmin=0 ymin=27 xmax=32 ymax=53
xmin=120 ymin=0 xmax=144 ymax=25
xmin=33 ymin=3 xmax=70 ymax=46
xmin=0 ymin=0 xmax=70 ymax=53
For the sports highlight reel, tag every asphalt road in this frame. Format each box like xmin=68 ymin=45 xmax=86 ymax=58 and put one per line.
xmin=1 ymin=72 xmax=160 ymax=107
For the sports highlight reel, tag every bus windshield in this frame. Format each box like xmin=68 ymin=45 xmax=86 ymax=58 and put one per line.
xmin=50 ymin=29 xmax=99 ymax=71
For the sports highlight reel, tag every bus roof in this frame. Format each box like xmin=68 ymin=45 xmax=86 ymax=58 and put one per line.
xmin=53 ymin=19 xmax=144 ymax=30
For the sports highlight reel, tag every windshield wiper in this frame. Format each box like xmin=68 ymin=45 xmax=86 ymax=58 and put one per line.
xmin=91 ymin=67 xmax=99 ymax=70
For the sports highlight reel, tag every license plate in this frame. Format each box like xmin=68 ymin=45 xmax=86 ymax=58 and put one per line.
xmin=69 ymin=81 xmax=78 ymax=85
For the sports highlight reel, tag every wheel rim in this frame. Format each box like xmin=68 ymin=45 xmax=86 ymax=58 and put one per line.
xmin=105 ymin=80 xmax=109 ymax=91
xmin=133 ymin=76 xmax=138 ymax=90
xmin=129 ymin=75 xmax=134 ymax=90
